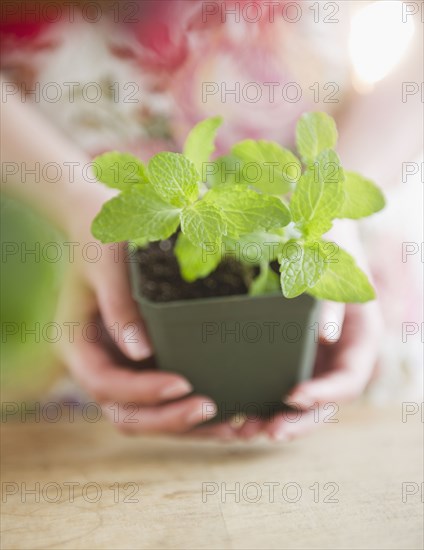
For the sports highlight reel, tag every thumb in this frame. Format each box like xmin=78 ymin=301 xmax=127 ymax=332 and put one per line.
xmin=318 ymin=301 xmax=345 ymax=344
xmin=94 ymin=260 xmax=153 ymax=361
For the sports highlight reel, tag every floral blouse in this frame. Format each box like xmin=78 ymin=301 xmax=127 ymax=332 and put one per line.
xmin=1 ymin=0 xmax=354 ymax=157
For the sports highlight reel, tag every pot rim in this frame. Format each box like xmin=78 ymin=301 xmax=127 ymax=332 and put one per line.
xmin=133 ymin=289 xmax=318 ymax=310
xmin=129 ymin=255 xmax=318 ymax=310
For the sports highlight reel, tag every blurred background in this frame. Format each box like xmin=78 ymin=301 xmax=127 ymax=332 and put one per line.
xmin=1 ymin=196 xmax=65 ymax=401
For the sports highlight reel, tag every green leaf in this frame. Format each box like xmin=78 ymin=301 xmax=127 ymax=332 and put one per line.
xmin=183 ymin=116 xmax=223 ymax=175
xmin=148 ymin=152 xmax=199 ymax=207
xmin=93 ymin=152 xmax=149 ymax=190
xmin=225 ymin=230 xmax=286 ymax=265
xmin=290 ymin=150 xmax=345 ymax=238
xmin=92 ymin=185 xmax=181 ymax=243
xmin=279 ymin=240 xmax=326 ymax=298
xmin=232 ymin=140 xmax=301 ymax=194
xmin=204 ymin=185 xmax=290 ymax=238
xmin=180 ymin=200 xmax=227 ymax=248
xmin=129 ymin=237 xmax=149 ymax=248
xmin=249 ymin=262 xmax=280 ymax=296
xmin=307 ymin=246 xmax=375 ymax=303
xmin=338 ymin=171 xmax=385 ymax=219
xmin=175 ymin=233 xmax=221 ymax=282
xmin=296 ymin=112 xmax=338 ymax=164
xmin=206 ymin=155 xmax=244 ymax=187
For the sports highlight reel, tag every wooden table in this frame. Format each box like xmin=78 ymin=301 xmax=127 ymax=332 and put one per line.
xmin=1 ymin=403 xmax=423 ymax=550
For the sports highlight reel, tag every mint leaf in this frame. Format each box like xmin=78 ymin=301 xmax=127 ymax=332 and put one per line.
xmin=175 ymin=232 xmax=221 ymax=282
xmin=338 ymin=171 xmax=385 ymax=219
xmin=226 ymin=230 xmax=285 ymax=265
xmin=90 ymin=112 xmax=385 ymax=304
xmin=93 ymin=152 xmax=149 ymax=190
xmin=307 ymin=246 xmax=375 ymax=303
xmin=279 ymin=240 xmax=326 ymax=298
xmin=130 ymin=237 xmax=149 ymax=248
xmin=180 ymin=200 xmax=227 ymax=248
xmin=183 ymin=116 xmax=223 ymax=175
xmin=296 ymin=112 xmax=338 ymax=164
xmin=148 ymin=152 xmax=199 ymax=207
xmin=206 ymin=155 xmax=244 ymax=187
xmin=290 ymin=150 xmax=345 ymax=238
xmin=204 ymin=185 xmax=290 ymax=238
xmin=232 ymin=140 xmax=301 ymax=194
xmin=249 ymin=262 xmax=280 ymax=296
xmin=92 ymin=185 xmax=181 ymax=243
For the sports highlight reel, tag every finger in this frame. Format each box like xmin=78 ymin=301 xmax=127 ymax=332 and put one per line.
xmin=190 ymin=412 xmax=263 ymax=440
xmin=286 ymin=304 xmax=381 ymax=408
xmin=101 ymin=395 xmax=217 ymax=434
xmin=236 ymin=417 xmax=267 ymax=440
xmin=66 ymin=330 xmax=193 ymax=404
xmin=267 ymin=407 xmax=324 ymax=442
xmin=94 ymin=244 xmax=152 ymax=361
xmin=188 ymin=421 xmax=240 ymax=440
xmin=288 ymin=351 xmax=372 ymax=406
xmin=318 ymin=301 xmax=345 ymax=344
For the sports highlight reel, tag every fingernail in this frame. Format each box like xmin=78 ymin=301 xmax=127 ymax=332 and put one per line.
xmin=229 ymin=412 xmax=247 ymax=429
xmin=123 ymin=340 xmax=151 ymax=361
xmin=123 ymin=325 xmax=152 ymax=361
xmin=319 ymin=309 xmax=343 ymax=343
xmin=159 ymin=380 xmax=193 ymax=400
xmin=284 ymin=392 xmax=315 ymax=408
xmin=186 ymin=402 xmax=217 ymax=425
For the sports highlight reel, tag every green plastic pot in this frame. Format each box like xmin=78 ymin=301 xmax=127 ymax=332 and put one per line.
xmin=130 ymin=262 xmax=320 ymax=423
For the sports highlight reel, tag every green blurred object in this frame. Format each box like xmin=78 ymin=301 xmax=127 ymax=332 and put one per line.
xmin=1 ymin=195 xmax=64 ymax=401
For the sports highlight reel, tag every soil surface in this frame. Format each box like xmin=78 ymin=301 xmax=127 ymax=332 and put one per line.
xmin=136 ymin=237 xmax=253 ymax=302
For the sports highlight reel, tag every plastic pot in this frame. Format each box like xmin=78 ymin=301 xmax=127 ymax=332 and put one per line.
xmin=130 ymin=262 xmax=320 ymax=423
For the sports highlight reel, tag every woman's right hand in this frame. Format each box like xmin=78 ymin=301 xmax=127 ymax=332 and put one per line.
xmin=54 ymin=185 xmax=231 ymax=435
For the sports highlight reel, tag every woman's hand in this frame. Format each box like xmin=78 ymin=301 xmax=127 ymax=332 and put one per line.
xmin=235 ymin=300 xmax=383 ymax=441
xmin=55 ymin=186 xmax=225 ymax=435
xmin=233 ymin=221 xmax=383 ymax=441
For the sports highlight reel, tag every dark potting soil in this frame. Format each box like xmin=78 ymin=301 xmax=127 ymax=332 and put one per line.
xmin=135 ymin=237 xmax=254 ymax=302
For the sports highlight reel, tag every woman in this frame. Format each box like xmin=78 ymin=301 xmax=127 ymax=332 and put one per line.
xmin=1 ymin=0 xmax=422 ymax=439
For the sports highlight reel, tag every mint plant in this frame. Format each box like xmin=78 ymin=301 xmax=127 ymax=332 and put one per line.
xmin=91 ymin=112 xmax=385 ymax=303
